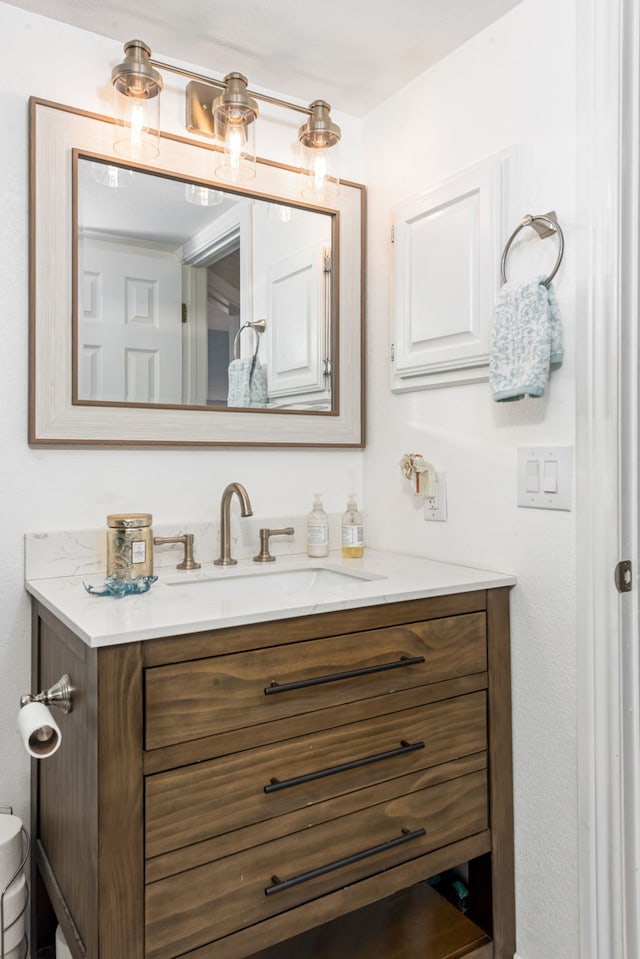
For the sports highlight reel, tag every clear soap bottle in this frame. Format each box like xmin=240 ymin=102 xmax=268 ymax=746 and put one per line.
xmin=341 ymin=495 xmax=364 ymax=558
xmin=306 ymin=493 xmax=329 ymax=557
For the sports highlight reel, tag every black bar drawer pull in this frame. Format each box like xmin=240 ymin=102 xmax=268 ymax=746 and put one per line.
xmin=265 ymin=826 xmax=426 ymax=896
xmin=264 ymin=655 xmax=426 ymax=696
xmin=264 ymin=739 xmax=425 ymax=793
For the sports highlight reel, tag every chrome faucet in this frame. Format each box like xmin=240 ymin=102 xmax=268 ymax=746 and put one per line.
xmin=214 ymin=482 xmax=253 ymax=566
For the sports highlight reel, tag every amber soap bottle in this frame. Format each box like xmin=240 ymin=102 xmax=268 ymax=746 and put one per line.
xmin=341 ymin=495 xmax=364 ymax=558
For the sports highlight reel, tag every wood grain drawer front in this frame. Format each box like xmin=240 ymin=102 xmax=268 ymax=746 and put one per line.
xmin=144 ymin=613 xmax=487 ymax=749
xmin=145 ymin=769 xmax=488 ymax=959
xmin=146 ymin=691 xmax=487 ymax=859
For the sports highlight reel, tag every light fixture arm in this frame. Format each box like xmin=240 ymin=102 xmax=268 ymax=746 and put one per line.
xmin=149 ymin=57 xmax=313 ymax=117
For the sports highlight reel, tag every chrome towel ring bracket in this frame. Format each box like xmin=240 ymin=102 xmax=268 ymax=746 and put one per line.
xmin=500 ymin=211 xmax=565 ymax=288
xmin=233 ymin=318 xmax=266 ymax=361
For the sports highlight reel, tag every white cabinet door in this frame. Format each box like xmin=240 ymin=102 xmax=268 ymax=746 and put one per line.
xmin=266 ymin=245 xmax=329 ymax=401
xmin=78 ymin=239 xmax=182 ymax=404
xmin=392 ymin=151 xmax=511 ymax=391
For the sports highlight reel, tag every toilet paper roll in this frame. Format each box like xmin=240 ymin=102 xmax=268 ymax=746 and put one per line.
xmin=2 ymin=872 xmax=27 ymax=927
xmin=1 ymin=873 xmax=26 ymax=951
xmin=16 ymin=701 xmax=61 ymax=758
xmin=56 ymin=922 xmax=73 ymax=959
xmin=0 ymin=816 xmax=22 ymax=891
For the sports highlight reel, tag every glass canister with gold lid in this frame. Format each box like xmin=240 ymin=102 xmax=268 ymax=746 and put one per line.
xmin=106 ymin=513 xmax=153 ymax=580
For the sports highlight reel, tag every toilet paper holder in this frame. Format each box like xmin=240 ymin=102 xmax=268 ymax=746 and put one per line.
xmin=0 ymin=807 xmax=30 ymax=959
xmin=19 ymin=674 xmax=73 ymax=714
xmin=17 ymin=675 xmax=74 ymax=760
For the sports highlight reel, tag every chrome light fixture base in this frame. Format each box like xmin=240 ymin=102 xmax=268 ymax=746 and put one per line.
xmin=186 ymin=80 xmax=218 ymax=138
xmin=111 ymin=39 xmax=163 ymax=99
xmin=213 ymin=73 xmax=259 ymax=127
xmin=298 ymin=100 xmax=341 ymax=149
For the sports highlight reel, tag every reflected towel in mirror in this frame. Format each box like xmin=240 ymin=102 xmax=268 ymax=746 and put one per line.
xmin=227 ymin=357 xmax=268 ymax=408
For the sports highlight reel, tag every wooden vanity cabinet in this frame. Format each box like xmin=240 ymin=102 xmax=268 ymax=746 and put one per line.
xmin=30 ymin=587 xmax=514 ymax=959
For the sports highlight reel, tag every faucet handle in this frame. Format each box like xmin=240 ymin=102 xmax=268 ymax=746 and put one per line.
xmin=153 ymin=533 xmax=201 ymax=570
xmin=253 ymin=527 xmax=294 ymax=563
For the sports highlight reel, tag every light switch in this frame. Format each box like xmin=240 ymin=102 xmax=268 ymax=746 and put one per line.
xmin=525 ymin=460 xmax=540 ymax=493
xmin=517 ymin=446 xmax=572 ymax=510
xmin=542 ymin=459 xmax=558 ymax=493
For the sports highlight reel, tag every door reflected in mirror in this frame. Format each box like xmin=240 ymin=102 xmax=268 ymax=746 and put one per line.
xmin=75 ymin=155 xmax=336 ymax=413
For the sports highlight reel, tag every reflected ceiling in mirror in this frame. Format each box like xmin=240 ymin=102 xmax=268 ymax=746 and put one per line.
xmin=75 ymin=154 xmax=336 ymax=413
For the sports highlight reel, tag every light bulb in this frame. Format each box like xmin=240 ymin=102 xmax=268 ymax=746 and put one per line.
xmin=129 ymin=102 xmax=145 ymax=158
xmin=312 ymin=150 xmax=328 ymax=194
xmin=301 ymin=142 xmax=339 ymax=203
xmin=113 ymin=87 xmax=160 ymax=160
xmin=226 ymin=125 xmax=245 ymax=182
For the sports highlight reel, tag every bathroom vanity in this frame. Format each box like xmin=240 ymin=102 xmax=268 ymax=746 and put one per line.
xmin=26 ymin=552 xmax=515 ymax=959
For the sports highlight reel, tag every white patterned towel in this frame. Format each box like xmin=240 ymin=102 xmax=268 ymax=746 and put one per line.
xmin=489 ymin=277 xmax=563 ymax=402
xmin=227 ymin=357 xmax=268 ymax=408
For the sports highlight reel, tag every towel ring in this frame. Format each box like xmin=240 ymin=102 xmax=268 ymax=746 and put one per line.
xmin=500 ymin=212 xmax=565 ymax=288
xmin=233 ymin=319 xmax=266 ymax=361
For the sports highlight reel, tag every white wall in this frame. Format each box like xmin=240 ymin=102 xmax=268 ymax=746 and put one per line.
xmin=0 ymin=1 xmax=363 ymax=831
xmin=362 ymin=2 xmax=577 ymax=958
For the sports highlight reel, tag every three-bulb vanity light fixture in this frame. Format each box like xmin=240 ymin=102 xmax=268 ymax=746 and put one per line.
xmin=111 ymin=38 xmax=342 ymax=200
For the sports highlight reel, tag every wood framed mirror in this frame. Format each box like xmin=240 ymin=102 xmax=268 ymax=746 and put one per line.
xmin=29 ymin=98 xmax=365 ymax=447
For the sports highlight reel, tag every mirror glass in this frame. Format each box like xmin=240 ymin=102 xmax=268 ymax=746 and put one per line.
xmin=76 ymin=156 xmax=335 ymax=412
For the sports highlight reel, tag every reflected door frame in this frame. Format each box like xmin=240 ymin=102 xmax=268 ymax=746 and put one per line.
xmin=181 ymin=204 xmax=253 ymax=406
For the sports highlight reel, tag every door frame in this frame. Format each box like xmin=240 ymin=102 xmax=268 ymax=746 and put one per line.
xmin=576 ymin=0 xmax=640 ymax=956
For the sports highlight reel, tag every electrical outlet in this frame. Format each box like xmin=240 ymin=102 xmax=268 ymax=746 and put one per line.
xmin=424 ymin=472 xmax=447 ymax=522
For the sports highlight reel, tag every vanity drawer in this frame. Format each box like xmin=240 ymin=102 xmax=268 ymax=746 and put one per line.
xmin=146 ymin=690 xmax=487 ymax=858
xmin=144 ymin=613 xmax=486 ymax=749
xmin=145 ymin=768 xmax=488 ymax=959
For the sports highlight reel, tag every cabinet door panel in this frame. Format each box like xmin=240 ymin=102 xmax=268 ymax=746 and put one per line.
xmin=145 ymin=770 xmax=488 ymax=959
xmin=145 ymin=613 xmax=486 ymax=749
xmin=146 ymin=691 xmax=487 ymax=858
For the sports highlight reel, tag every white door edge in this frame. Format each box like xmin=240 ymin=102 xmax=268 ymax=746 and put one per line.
xmin=576 ymin=0 xmax=639 ymax=957
xmin=618 ymin=0 xmax=640 ymax=955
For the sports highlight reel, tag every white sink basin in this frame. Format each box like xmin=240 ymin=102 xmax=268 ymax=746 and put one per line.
xmin=163 ymin=564 xmax=385 ymax=603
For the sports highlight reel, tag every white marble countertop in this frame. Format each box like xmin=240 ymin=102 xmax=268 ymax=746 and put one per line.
xmin=25 ymin=549 xmax=515 ymax=648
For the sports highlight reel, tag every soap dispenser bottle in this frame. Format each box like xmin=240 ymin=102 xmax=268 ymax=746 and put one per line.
xmin=306 ymin=493 xmax=329 ymax=557
xmin=341 ymin=495 xmax=364 ymax=558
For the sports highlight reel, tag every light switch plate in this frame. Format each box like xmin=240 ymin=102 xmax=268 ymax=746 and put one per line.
xmin=517 ymin=446 xmax=572 ymax=510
